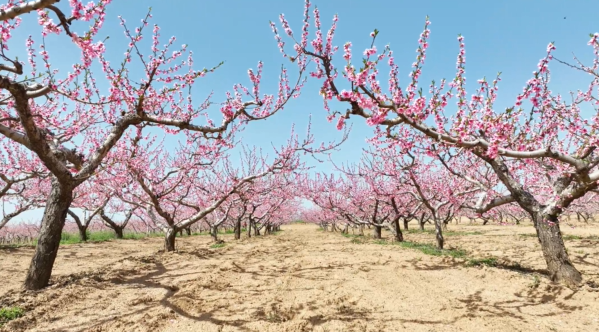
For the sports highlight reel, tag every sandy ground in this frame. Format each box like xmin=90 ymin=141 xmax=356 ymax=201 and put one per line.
xmin=1 ymin=222 xmax=599 ymax=332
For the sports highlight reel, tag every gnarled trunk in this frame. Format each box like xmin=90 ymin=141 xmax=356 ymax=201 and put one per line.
xmin=165 ymin=227 xmax=177 ymax=252
xmin=403 ymin=218 xmax=409 ymax=230
xmin=247 ymin=220 xmax=252 ymax=238
xmin=534 ymin=213 xmax=581 ymax=286
xmin=373 ymin=224 xmax=382 ymax=239
xmin=185 ymin=227 xmax=191 ymax=236
xmin=24 ymin=180 xmax=73 ymax=290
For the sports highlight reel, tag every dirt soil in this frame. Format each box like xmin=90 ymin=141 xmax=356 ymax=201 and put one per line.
xmin=1 ymin=222 xmax=599 ymax=332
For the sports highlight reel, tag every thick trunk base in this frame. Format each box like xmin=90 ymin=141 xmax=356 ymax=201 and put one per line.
xmin=535 ymin=214 xmax=582 ymax=286
xmin=165 ymin=228 xmax=177 ymax=252
xmin=24 ymin=181 xmax=73 ymax=290
xmin=373 ymin=226 xmax=382 ymax=239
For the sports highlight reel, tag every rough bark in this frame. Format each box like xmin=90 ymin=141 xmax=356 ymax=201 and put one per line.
xmin=373 ymin=225 xmax=382 ymax=239
xmin=210 ymin=225 xmax=218 ymax=242
xmin=534 ymin=213 xmax=582 ymax=286
xmin=24 ymin=180 xmax=73 ymax=290
xmin=164 ymin=227 xmax=177 ymax=252
xmin=403 ymin=219 xmax=409 ymax=230
xmin=434 ymin=218 xmax=444 ymax=249
xmin=392 ymin=218 xmax=404 ymax=242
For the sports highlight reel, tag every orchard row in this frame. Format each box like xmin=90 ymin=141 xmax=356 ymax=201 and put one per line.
xmin=1 ymin=0 xmax=598 ymax=291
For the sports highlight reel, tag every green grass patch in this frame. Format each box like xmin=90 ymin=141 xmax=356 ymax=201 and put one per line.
xmin=563 ymin=234 xmax=582 ymax=240
xmin=406 ymin=229 xmax=482 ymax=236
xmin=0 ymin=306 xmax=24 ymax=326
xmin=398 ymin=241 xmax=468 ymax=258
xmin=350 ymin=237 xmax=366 ymax=244
xmin=210 ymin=243 xmax=226 ymax=249
xmin=466 ymin=257 xmax=498 ymax=267
xmin=406 ymin=229 xmax=435 ymax=234
xmin=367 ymin=238 xmax=467 ymax=258
xmin=192 ymin=229 xmax=244 ymax=236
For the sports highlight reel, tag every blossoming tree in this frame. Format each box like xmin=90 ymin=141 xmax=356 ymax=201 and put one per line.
xmin=273 ymin=0 xmax=599 ymax=285
xmin=0 ymin=0 xmax=304 ymax=290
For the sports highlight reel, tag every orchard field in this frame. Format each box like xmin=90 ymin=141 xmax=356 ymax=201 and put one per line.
xmin=2 ymin=0 xmax=599 ymax=331
xmin=1 ymin=221 xmax=599 ymax=331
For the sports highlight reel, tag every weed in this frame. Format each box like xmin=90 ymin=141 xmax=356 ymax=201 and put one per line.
xmin=562 ymin=234 xmax=582 ymax=240
xmin=398 ymin=241 xmax=467 ymax=258
xmin=406 ymin=229 xmax=434 ymax=235
xmin=0 ymin=307 xmax=24 ymax=326
xmin=530 ymin=275 xmax=541 ymax=289
xmin=466 ymin=257 xmax=498 ymax=267
xmin=210 ymin=243 xmax=226 ymax=249
xmin=341 ymin=233 xmax=361 ymax=238
xmin=350 ymin=237 xmax=365 ymax=244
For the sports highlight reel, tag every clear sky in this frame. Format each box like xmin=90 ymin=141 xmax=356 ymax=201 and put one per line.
xmin=6 ymin=0 xmax=599 ymax=222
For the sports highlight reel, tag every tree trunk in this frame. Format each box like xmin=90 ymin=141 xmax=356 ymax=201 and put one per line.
xmin=434 ymin=218 xmax=444 ymax=249
xmin=164 ymin=227 xmax=177 ymax=252
xmin=419 ymin=220 xmax=425 ymax=231
xmin=403 ymin=219 xmax=409 ymax=230
xmin=78 ymin=226 xmax=88 ymax=242
xmin=247 ymin=220 xmax=252 ymax=238
xmin=114 ymin=226 xmax=124 ymax=239
xmin=211 ymin=225 xmax=218 ymax=242
xmin=393 ymin=218 xmax=404 ymax=242
xmin=373 ymin=225 xmax=382 ymax=239
xmin=235 ymin=219 xmax=241 ymax=240
xmin=185 ymin=227 xmax=191 ymax=236
xmin=24 ymin=180 xmax=73 ymax=290
xmin=534 ymin=213 xmax=582 ymax=286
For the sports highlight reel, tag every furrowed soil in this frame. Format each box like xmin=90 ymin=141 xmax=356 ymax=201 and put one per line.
xmin=1 ymin=223 xmax=599 ymax=332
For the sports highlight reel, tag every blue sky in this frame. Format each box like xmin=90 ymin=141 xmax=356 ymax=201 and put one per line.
xmin=6 ymin=0 xmax=599 ymax=222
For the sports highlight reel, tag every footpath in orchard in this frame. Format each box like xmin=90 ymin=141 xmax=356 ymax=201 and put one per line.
xmin=1 ymin=223 xmax=598 ymax=332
